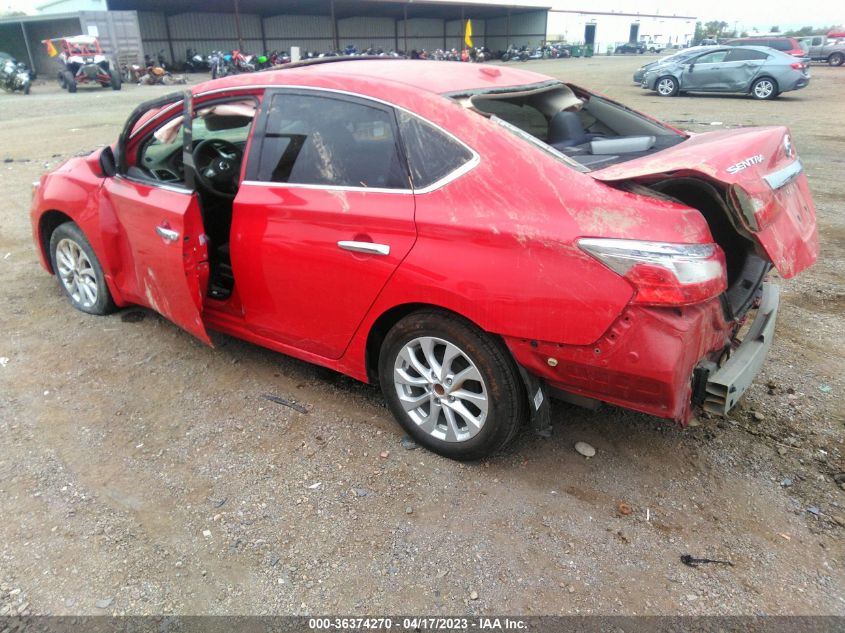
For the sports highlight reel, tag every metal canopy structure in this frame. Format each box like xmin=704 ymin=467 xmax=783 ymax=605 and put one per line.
xmin=105 ymin=0 xmax=549 ymax=20
xmin=126 ymin=0 xmax=550 ymax=64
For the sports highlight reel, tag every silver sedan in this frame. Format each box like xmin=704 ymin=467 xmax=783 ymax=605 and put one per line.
xmin=642 ymin=46 xmax=810 ymax=100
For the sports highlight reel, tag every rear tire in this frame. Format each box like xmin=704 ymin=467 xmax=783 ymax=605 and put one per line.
xmin=751 ymin=76 xmax=778 ymax=100
xmin=378 ymin=310 xmax=527 ymax=461
xmin=109 ymin=68 xmax=122 ymax=90
xmin=49 ymin=222 xmax=115 ymax=316
xmin=656 ymin=75 xmax=679 ymax=96
xmin=57 ymin=71 xmax=66 ymax=88
xmin=829 ymin=52 xmax=844 ymax=67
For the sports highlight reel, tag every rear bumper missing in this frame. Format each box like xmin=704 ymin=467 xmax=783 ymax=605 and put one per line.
xmin=702 ymin=283 xmax=780 ymax=415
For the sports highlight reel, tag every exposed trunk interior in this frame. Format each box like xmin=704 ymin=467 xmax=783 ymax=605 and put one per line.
xmin=643 ymin=179 xmax=770 ymax=320
xmin=464 ymin=83 xmax=687 ymax=169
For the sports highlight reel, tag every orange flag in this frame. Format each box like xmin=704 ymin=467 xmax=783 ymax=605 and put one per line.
xmin=46 ymin=40 xmax=58 ymax=57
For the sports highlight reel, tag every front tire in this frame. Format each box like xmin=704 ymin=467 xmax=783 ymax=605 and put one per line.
xmin=64 ymin=71 xmax=77 ymax=93
xmin=378 ymin=310 xmax=526 ymax=461
xmin=829 ymin=52 xmax=844 ymax=67
xmin=49 ymin=222 xmax=114 ymax=315
xmin=751 ymin=76 xmax=778 ymax=100
xmin=656 ymin=75 xmax=679 ymax=96
xmin=109 ymin=68 xmax=122 ymax=90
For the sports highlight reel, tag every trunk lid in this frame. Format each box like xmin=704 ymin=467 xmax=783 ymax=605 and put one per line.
xmin=591 ymin=126 xmax=818 ymax=278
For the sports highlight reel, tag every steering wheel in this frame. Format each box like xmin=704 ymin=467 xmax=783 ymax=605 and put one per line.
xmin=192 ymin=138 xmax=243 ymax=199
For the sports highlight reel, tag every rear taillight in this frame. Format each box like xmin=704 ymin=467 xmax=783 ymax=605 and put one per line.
xmin=578 ymin=238 xmax=727 ymax=306
xmin=790 ymin=62 xmax=805 ymax=69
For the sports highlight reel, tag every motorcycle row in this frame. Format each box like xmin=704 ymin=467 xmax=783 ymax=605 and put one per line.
xmin=159 ymin=42 xmax=575 ymax=80
xmin=0 ymin=41 xmax=574 ymax=96
xmin=0 ymin=54 xmax=33 ymax=95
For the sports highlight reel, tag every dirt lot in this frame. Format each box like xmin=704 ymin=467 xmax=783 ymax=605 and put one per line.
xmin=0 ymin=56 xmax=843 ymax=617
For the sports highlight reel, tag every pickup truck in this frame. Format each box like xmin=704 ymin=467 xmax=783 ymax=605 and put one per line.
xmin=799 ymin=35 xmax=845 ymax=66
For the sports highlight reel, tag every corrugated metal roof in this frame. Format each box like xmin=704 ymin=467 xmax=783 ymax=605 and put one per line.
xmin=104 ymin=0 xmax=550 ymax=20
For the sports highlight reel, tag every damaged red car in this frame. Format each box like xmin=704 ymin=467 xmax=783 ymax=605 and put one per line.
xmin=30 ymin=59 xmax=818 ymax=460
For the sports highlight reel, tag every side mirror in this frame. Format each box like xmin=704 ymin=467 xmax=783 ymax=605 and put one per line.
xmin=687 ymin=63 xmax=695 ymax=72
xmin=99 ymin=145 xmax=117 ymax=178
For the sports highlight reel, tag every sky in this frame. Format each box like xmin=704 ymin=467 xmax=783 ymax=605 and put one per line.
xmin=1 ymin=0 xmax=842 ymax=31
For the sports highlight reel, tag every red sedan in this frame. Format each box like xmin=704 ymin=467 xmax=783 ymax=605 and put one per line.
xmin=30 ymin=59 xmax=818 ymax=460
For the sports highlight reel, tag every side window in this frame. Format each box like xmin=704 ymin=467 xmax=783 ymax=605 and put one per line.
xmin=770 ymin=40 xmax=790 ymax=51
xmin=725 ymin=49 xmax=768 ymax=62
xmin=694 ymin=50 xmax=729 ymax=64
xmin=257 ymin=93 xmax=408 ymax=189
xmin=397 ymin=111 xmax=474 ymax=189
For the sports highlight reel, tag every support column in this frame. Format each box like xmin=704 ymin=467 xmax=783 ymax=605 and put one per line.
xmin=19 ymin=21 xmax=35 ymax=71
xmin=330 ymin=0 xmax=339 ymax=52
xmin=260 ymin=15 xmax=267 ymax=53
xmin=403 ymin=4 xmax=408 ymax=54
xmin=461 ymin=6 xmax=465 ymax=52
xmin=164 ymin=13 xmax=176 ymax=65
xmin=506 ymin=9 xmax=511 ymax=47
xmin=233 ymin=0 xmax=244 ymax=51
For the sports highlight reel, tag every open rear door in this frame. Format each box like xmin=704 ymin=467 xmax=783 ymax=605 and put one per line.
xmin=105 ymin=90 xmax=212 ymax=344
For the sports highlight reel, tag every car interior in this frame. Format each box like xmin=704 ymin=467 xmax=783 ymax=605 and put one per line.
xmin=133 ymin=99 xmax=258 ymax=301
xmin=463 ymin=83 xmax=687 ymax=169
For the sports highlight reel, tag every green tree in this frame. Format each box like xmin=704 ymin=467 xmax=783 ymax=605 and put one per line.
xmin=771 ymin=26 xmax=780 ymax=33
xmin=704 ymin=20 xmax=729 ymax=37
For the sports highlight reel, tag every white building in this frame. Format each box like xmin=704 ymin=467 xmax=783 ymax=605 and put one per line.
xmin=548 ymin=9 xmax=697 ymax=53
xmin=450 ymin=0 xmax=697 ymax=51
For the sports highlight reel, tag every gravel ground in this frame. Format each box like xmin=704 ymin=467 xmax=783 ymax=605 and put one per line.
xmin=0 ymin=56 xmax=842 ymax=617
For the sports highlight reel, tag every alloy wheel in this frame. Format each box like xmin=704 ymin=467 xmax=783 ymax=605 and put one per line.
xmin=55 ymin=238 xmax=98 ymax=308
xmin=393 ymin=336 xmax=488 ymax=443
xmin=754 ymin=79 xmax=774 ymax=99
xmin=657 ymin=78 xmax=676 ymax=95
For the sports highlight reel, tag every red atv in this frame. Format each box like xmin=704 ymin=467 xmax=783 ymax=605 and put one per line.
xmin=45 ymin=36 xmax=121 ymax=92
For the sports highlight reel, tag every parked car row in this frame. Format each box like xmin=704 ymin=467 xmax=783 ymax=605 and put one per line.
xmin=636 ymin=44 xmax=811 ymax=99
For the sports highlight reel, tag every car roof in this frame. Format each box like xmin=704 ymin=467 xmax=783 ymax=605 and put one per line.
xmin=194 ymin=59 xmax=555 ymax=97
xmin=727 ymin=36 xmax=797 ymax=42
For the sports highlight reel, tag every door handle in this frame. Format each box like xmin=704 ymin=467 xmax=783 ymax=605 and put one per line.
xmin=337 ymin=241 xmax=390 ymax=256
xmin=156 ymin=226 xmax=180 ymax=242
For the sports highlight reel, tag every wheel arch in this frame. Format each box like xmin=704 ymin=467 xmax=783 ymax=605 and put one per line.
xmin=364 ymin=302 xmax=492 ymax=384
xmin=38 ymin=209 xmax=75 ymax=274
